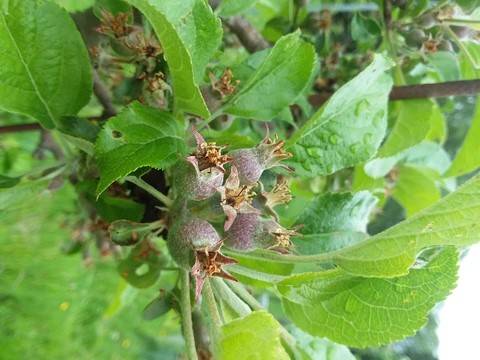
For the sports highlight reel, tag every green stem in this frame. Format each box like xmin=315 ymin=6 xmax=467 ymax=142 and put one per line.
xmin=223 ymin=248 xmax=335 ymax=264
xmin=197 ymin=109 xmax=223 ymax=131
xmin=444 ymin=18 xmax=480 ymax=25
xmin=52 ymin=130 xmax=76 ymax=159
xmin=227 ymin=281 xmax=263 ymax=310
xmin=204 ymin=279 xmax=223 ymax=330
xmin=203 ymin=279 xmax=222 ymax=356
xmin=125 ymin=176 xmax=173 ymax=207
xmin=180 ymin=270 xmax=198 ymax=360
xmin=446 ymin=26 xmax=480 ymax=70
xmin=211 ymin=278 xmax=251 ymax=317
xmin=383 ymin=0 xmax=406 ymax=85
xmin=290 ymin=0 xmax=300 ymax=31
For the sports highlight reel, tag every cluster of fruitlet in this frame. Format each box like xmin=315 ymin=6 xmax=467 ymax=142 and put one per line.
xmin=401 ymin=5 xmax=479 ymax=54
xmin=167 ymin=129 xmax=296 ymax=299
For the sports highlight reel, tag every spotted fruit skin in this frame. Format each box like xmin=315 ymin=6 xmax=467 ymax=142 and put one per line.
xmin=175 ymin=160 xmax=224 ymax=201
xmin=230 ymin=137 xmax=291 ymax=186
xmin=167 ymin=215 xmax=220 ymax=269
xmin=224 ymin=213 xmax=281 ymax=250
xmin=224 ymin=213 xmax=261 ymax=251
xmin=230 ymin=148 xmax=263 ymax=185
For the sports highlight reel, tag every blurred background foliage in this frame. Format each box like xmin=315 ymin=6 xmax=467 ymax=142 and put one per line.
xmin=0 ymin=116 xmax=184 ymax=359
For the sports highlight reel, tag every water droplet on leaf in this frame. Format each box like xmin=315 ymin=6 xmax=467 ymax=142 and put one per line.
xmin=349 ymin=143 xmax=360 ymax=154
xmin=306 ymin=148 xmax=321 ymax=158
xmin=329 ymin=134 xmax=340 ymax=145
xmin=354 ymin=99 xmax=370 ymax=117
xmin=363 ymin=133 xmax=373 ymax=143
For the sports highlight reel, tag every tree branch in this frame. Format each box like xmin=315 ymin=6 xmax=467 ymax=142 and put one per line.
xmin=0 ymin=123 xmax=42 ymax=134
xmin=224 ymin=16 xmax=270 ymax=53
xmin=309 ymin=79 xmax=480 ymax=107
xmin=383 ymin=0 xmax=393 ymax=32
xmin=2 ymin=80 xmax=480 ymax=135
xmin=389 ymin=80 xmax=480 ymax=100
xmin=208 ymin=0 xmax=268 ymax=53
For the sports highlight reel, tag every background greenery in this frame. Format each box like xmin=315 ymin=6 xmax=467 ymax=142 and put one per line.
xmin=1 ymin=94 xmax=476 ymax=359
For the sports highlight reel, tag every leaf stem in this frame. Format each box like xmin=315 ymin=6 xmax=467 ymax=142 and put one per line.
xmin=197 ymin=109 xmax=223 ymax=131
xmin=211 ymin=278 xmax=250 ymax=317
xmin=383 ymin=0 xmax=406 ymax=85
xmin=446 ymin=26 xmax=480 ymax=70
xmin=226 ymin=281 xmax=262 ymax=311
xmin=125 ymin=176 xmax=173 ymax=207
xmin=204 ymin=279 xmax=223 ymax=329
xmin=203 ymin=279 xmax=222 ymax=356
xmin=290 ymin=0 xmax=301 ymax=31
xmin=444 ymin=18 xmax=480 ymax=25
xmin=180 ymin=269 xmax=198 ymax=360
xmin=223 ymin=248 xmax=335 ymax=265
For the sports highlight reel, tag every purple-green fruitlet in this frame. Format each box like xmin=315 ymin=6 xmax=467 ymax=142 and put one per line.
xmin=167 ymin=129 xmax=295 ymax=298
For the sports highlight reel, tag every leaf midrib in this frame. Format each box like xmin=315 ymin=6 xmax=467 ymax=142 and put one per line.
xmin=1 ymin=10 xmax=56 ymax=126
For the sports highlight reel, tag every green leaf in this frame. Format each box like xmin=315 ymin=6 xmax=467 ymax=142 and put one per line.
xmin=446 ymin=99 xmax=480 ymax=177
xmin=52 ymin=0 xmax=94 ymax=12
xmin=426 ymin=102 xmax=447 ymax=144
xmin=94 ymin=0 xmax=130 ymax=16
xmin=293 ymin=192 xmax=377 ymax=255
xmin=279 ymin=247 xmax=458 ymax=348
xmin=217 ymin=0 xmax=257 ymax=17
xmin=57 ymin=116 xmax=100 ymax=154
xmin=126 ymin=0 xmax=222 ymax=118
xmin=0 ymin=178 xmax=49 ymax=212
xmin=143 ymin=292 xmax=174 ymax=320
xmin=117 ymin=240 xmax=166 ymax=288
xmin=288 ymin=326 xmax=355 ymax=360
xmin=218 ymin=311 xmax=289 ymax=360
xmin=76 ymin=179 xmax=146 ymax=221
xmin=393 ymin=165 xmax=441 ymax=217
xmin=96 ymin=195 xmax=146 ymax=222
xmin=457 ymin=0 xmax=480 ymax=12
xmin=58 ymin=117 xmax=99 ymax=143
xmin=95 ymin=102 xmax=186 ymax=196
xmin=352 ymin=165 xmax=385 ymax=193
xmin=428 ymin=51 xmax=460 ymax=82
xmin=378 ymin=100 xmax=433 ymax=158
xmin=226 ymin=251 xmax=293 ymax=288
xmin=108 ymin=220 xmax=154 ymax=246
xmin=365 ymin=141 xmax=451 ymax=178
xmin=333 ymin=174 xmax=480 ymax=277
xmin=288 ymin=54 xmax=393 ymax=176
xmin=231 ymin=48 xmax=269 ymax=83
xmin=223 ymin=31 xmax=316 ymax=120
xmin=0 ymin=174 xmax=20 ymax=188
xmin=351 ymin=14 xmax=380 ymax=50
xmin=103 ymin=280 xmax=139 ymax=319
xmin=459 ymin=41 xmax=480 ymax=79
xmin=0 ymin=0 xmax=92 ymax=129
